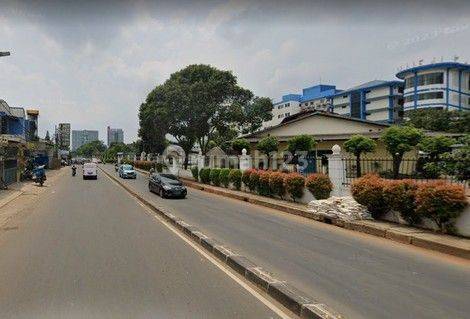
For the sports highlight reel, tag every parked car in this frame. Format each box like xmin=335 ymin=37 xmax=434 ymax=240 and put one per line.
xmin=118 ymin=164 xmax=137 ymax=179
xmin=149 ymin=173 xmax=187 ymax=199
xmin=83 ymin=162 xmax=98 ymax=180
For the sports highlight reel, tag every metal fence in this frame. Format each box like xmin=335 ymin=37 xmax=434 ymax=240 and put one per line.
xmin=341 ymin=157 xmax=467 ymax=187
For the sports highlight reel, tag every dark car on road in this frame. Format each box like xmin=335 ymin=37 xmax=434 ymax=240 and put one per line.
xmin=149 ymin=173 xmax=187 ymax=199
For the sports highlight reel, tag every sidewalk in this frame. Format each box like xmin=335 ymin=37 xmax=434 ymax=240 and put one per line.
xmin=0 ymin=168 xmax=65 ymax=228
xmin=132 ymin=167 xmax=469 ymax=262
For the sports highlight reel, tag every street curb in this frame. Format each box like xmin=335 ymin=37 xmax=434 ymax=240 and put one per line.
xmin=100 ymin=166 xmax=342 ymax=319
xmin=176 ymin=176 xmax=470 ymax=260
xmin=0 ymin=191 xmax=24 ymax=210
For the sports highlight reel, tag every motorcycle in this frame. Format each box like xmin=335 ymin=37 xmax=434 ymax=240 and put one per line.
xmin=32 ymin=165 xmax=46 ymax=186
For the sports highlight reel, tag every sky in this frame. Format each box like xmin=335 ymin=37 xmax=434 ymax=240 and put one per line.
xmin=0 ymin=0 xmax=469 ymax=143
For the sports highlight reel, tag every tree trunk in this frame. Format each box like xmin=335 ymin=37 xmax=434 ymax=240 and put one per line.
xmin=392 ymin=154 xmax=403 ymax=179
xmin=355 ymin=153 xmax=362 ymax=178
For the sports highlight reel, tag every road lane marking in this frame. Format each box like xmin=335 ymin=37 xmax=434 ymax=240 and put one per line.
xmin=101 ymin=166 xmax=293 ymax=319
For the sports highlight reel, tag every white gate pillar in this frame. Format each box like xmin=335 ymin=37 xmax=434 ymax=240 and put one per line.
xmin=239 ymin=148 xmax=251 ymax=171
xmin=327 ymin=145 xmax=345 ymax=197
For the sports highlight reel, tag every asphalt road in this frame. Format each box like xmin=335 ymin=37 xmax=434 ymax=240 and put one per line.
xmin=100 ymin=165 xmax=470 ymax=319
xmin=0 ymin=168 xmax=284 ymax=319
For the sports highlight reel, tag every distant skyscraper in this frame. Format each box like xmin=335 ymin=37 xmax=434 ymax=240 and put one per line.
xmin=107 ymin=126 xmax=124 ymax=146
xmin=72 ymin=130 xmax=99 ymax=151
xmin=56 ymin=123 xmax=71 ymax=150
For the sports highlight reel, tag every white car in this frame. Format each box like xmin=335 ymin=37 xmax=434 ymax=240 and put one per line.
xmin=83 ymin=162 xmax=98 ymax=180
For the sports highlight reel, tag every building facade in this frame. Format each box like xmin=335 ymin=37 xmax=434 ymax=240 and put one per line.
xmin=56 ymin=123 xmax=71 ymax=150
xmin=396 ymin=62 xmax=470 ymax=112
xmin=264 ymin=85 xmax=342 ymax=128
xmin=72 ymin=130 xmax=99 ymax=151
xmin=107 ymin=126 xmax=124 ymax=146
xmin=329 ymin=80 xmax=404 ymax=123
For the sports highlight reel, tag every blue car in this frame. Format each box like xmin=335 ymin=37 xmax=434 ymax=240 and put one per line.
xmin=118 ymin=164 xmax=137 ymax=179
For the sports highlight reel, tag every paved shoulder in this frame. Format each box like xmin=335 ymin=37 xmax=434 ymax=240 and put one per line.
xmin=0 ymin=166 xmax=284 ymax=319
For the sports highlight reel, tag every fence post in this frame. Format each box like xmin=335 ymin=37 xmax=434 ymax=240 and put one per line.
xmin=239 ymin=148 xmax=251 ymax=171
xmin=197 ymin=150 xmax=205 ymax=171
xmin=327 ymin=144 xmax=345 ymax=197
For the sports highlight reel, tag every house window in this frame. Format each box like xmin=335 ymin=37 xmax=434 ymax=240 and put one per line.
xmin=417 ymin=72 xmax=444 ymax=86
xmin=405 ymin=77 xmax=415 ymax=89
xmin=285 ymin=112 xmax=290 ymax=117
xmin=417 ymin=91 xmax=444 ymax=100
xmin=342 ymin=95 xmax=348 ymax=99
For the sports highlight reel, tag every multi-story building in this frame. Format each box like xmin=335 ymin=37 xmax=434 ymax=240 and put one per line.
xmin=107 ymin=126 xmax=124 ymax=146
xmin=329 ymin=80 xmax=404 ymax=123
xmin=72 ymin=130 xmax=99 ymax=151
xmin=264 ymin=85 xmax=342 ymax=128
xmin=396 ymin=62 xmax=470 ymax=112
xmin=56 ymin=123 xmax=71 ymax=150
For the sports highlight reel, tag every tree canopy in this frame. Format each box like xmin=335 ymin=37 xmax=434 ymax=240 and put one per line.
xmin=138 ymin=64 xmax=273 ymax=163
xmin=381 ymin=126 xmax=423 ymax=178
xmin=287 ymin=134 xmax=316 ymax=154
xmin=344 ymin=135 xmax=376 ymax=177
xmin=76 ymin=140 xmax=107 ymax=158
xmin=406 ymin=109 xmax=470 ymax=133
xmin=418 ymin=135 xmax=455 ymax=161
xmin=231 ymin=138 xmax=251 ymax=154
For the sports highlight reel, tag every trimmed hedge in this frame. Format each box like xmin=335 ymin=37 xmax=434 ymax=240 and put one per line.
xmin=199 ymin=168 xmax=211 ymax=184
xmin=191 ymin=166 xmax=199 ymax=181
xmin=248 ymin=169 xmax=260 ymax=192
xmin=383 ymin=179 xmax=420 ymax=225
xmin=285 ymin=173 xmax=305 ymax=202
xmin=416 ymin=181 xmax=467 ymax=233
xmin=134 ymin=160 xmax=154 ymax=171
xmin=269 ymin=171 xmax=286 ymax=199
xmin=210 ymin=168 xmax=221 ymax=186
xmin=351 ymin=174 xmax=389 ymax=219
xmin=305 ymin=173 xmax=333 ymax=200
xmin=219 ymin=168 xmax=231 ymax=188
xmin=258 ymin=170 xmax=271 ymax=196
xmin=242 ymin=169 xmax=254 ymax=190
xmin=229 ymin=169 xmax=242 ymax=190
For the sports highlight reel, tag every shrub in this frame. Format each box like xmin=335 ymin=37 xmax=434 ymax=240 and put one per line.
xmin=210 ymin=168 xmax=221 ymax=186
xmin=219 ymin=168 xmax=231 ymax=187
xmin=351 ymin=174 xmax=389 ymax=218
xmin=305 ymin=173 xmax=333 ymax=200
xmin=269 ymin=171 xmax=286 ymax=199
xmin=191 ymin=166 xmax=199 ymax=181
xmin=229 ymin=169 xmax=242 ymax=190
xmin=258 ymin=171 xmax=272 ymax=196
xmin=242 ymin=169 xmax=253 ymax=189
xmin=248 ymin=169 xmax=260 ymax=192
xmin=383 ymin=179 xmax=420 ymax=225
xmin=285 ymin=173 xmax=305 ymax=202
xmin=415 ymin=181 xmax=468 ymax=233
xmin=422 ymin=162 xmax=441 ymax=179
xmin=199 ymin=168 xmax=211 ymax=184
xmin=134 ymin=160 xmax=154 ymax=171
xmin=155 ymin=162 xmax=167 ymax=173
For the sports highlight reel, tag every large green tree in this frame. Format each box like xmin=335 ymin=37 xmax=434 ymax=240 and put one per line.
xmin=344 ymin=135 xmax=376 ymax=177
xmin=138 ymin=85 xmax=170 ymax=154
xmin=76 ymin=140 xmax=107 ymax=158
xmin=138 ymin=64 xmax=273 ymax=168
xmin=406 ymin=109 xmax=470 ymax=133
xmin=418 ymin=135 xmax=455 ymax=161
xmin=381 ymin=126 xmax=423 ymax=178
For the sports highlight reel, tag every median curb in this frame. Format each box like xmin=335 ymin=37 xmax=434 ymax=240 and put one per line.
xmin=174 ymin=175 xmax=470 ymax=260
xmin=100 ymin=166 xmax=342 ymax=319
